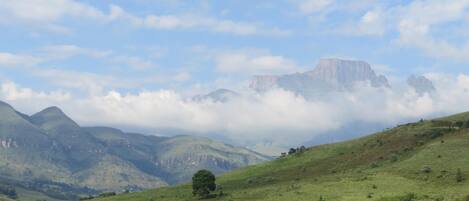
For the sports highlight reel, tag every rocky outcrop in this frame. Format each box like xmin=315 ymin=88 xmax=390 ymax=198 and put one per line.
xmin=407 ymin=75 xmax=435 ymax=95
xmin=250 ymin=58 xmax=390 ymax=97
xmin=249 ymin=75 xmax=279 ymax=92
xmin=309 ymin=59 xmax=390 ymax=88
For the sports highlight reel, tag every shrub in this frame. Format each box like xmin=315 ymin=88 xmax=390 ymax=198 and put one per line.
xmin=288 ymin=148 xmax=297 ymax=155
xmin=399 ymin=193 xmax=417 ymax=201
xmin=79 ymin=196 xmax=94 ymax=201
xmin=390 ymin=154 xmax=399 ymax=162
xmin=453 ymin=121 xmax=464 ymax=128
xmin=464 ymin=120 xmax=469 ymax=128
xmin=457 ymin=168 xmax=464 ymax=183
xmin=429 ymin=130 xmax=443 ymax=139
xmin=98 ymin=192 xmax=116 ymax=198
xmin=463 ymin=194 xmax=469 ymax=201
xmin=420 ymin=166 xmax=432 ymax=173
xmin=298 ymin=146 xmax=306 ymax=153
xmin=0 ymin=185 xmax=17 ymax=199
xmin=192 ymin=170 xmax=216 ymax=199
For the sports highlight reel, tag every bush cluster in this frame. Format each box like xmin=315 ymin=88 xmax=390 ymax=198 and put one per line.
xmin=0 ymin=184 xmax=17 ymax=199
xmin=280 ymin=146 xmax=307 ymax=157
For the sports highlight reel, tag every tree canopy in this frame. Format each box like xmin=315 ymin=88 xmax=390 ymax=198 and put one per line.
xmin=192 ymin=169 xmax=216 ymax=198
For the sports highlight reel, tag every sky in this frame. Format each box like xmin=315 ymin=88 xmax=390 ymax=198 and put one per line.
xmin=1 ymin=0 xmax=469 ymax=154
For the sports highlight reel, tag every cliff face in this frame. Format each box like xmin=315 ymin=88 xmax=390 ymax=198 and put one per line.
xmin=250 ymin=58 xmax=390 ymax=97
xmin=309 ymin=59 xmax=389 ymax=88
xmin=407 ymin=75 xmax=435 ymax=95
xmin=249 ymin=75 xmax=279 ymax=92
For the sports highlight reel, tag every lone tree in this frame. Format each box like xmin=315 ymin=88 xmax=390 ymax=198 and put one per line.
xmin=192 ymin=169 xmax=216 ymax=199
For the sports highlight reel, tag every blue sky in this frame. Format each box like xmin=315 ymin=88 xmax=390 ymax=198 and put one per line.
xmin=1 ymin=0 xmax=469 ymax=153
xmin=1 ymin=0 xmax=468 ymax=95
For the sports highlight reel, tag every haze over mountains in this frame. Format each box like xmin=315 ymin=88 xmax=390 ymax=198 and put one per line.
xmin=407 ymin=75 xmax=436 ymax=95
xmin=0 ymin=58 xmax=448 ymax=158
xmin=250 ymin=58 xmax=391 ymax=98
xmin=166 ymin=58 xmax=443 ymax=156
xmin=249 ymin=58 xmax=434 ymax=98
xmin=0 ymin=101 xmax=269 ymax=199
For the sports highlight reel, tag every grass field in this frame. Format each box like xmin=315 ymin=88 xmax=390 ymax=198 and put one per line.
xmin=94 ymin=112 xmax=469 ymax=201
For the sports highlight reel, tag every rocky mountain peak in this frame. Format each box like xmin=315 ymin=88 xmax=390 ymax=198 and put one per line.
xmin=407 ymin=75 xmax=435 ymax=95
xmin=249 ymin=58 xmax=390 ymax=97
xmin=308 ymin=58 xmax=390 ymax=88
xmin=193 ymin=88 xmax=239 ymax=102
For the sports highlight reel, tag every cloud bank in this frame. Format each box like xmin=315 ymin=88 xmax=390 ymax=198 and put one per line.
xmin=0 ymin=0 xmax=290 ymax=36
xmin=2 ymin=73 xmax=469 ymax=152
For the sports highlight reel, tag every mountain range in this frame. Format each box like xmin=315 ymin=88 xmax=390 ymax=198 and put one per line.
xmin=196 ymin=58 xmax=437 ymax=153
xmin=0 ymin=101 xmax=270 ymax=200
xmin=249 ymin=58 xmax=434 ymax=98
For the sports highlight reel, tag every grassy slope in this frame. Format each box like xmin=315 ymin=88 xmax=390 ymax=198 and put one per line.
xmin=95 ymin=112 xmax=469 ymax=201
xmin=0 ymin=186 xmax=64 ymax=201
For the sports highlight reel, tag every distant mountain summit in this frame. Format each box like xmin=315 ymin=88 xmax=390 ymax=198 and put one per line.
xmin=311 ymin=59 xmax=389 ymax=88
xmin=250 ymin=58 xmax=389 ymax=97
xmin=30 ymin=106 xmax=80 ymax=130
xmin=407 ymin=75 xmax=435 ymax=95
xmin=193 ymin=88 xmax=239 ymax=102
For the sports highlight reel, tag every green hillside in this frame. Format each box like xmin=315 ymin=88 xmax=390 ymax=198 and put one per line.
xmin=0 ymin=101 xmax=270 ymax=200
xmin=95 ymin=112 xmax=469 ymax=201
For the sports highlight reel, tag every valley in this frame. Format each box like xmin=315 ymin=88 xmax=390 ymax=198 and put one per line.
xmin=94 ymin=112 xmax=469 ymax=201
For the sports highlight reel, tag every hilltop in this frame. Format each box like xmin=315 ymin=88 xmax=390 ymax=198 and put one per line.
xmin=0 ymin=101 xmax=270 ymax=200
xmin=95 ymin=111 xmax=469 ymax=201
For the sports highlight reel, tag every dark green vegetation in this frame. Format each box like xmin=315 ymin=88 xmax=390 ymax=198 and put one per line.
xmin=0 ymin=184 xmax=17 ymax=199
xmin=95 ymin=112 xmax=469 ymax=201
xmin=0 ymin=101 xmax=270 ymax=200
xmin=192 ymin=170 xmax=216 ymax=199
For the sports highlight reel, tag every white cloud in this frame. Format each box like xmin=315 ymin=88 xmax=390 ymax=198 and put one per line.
xmin=4 ymin=73 xmax=469 ymax=154
xmin=0 ymin=52 xmax=42 ymax=67
xmin=215 ymin=50 xmax=299 ymax=75
xmin=355 ymin=8 xmax=387 ymax=36
xmin=294 ymin=0 xmax=334 ymax=15
xmin=173 ymin=72 xmax=191 ymax=82
xmin=393 ymin=0 xmax=469 ymax=61
xmin=0 ymin=46 xmax=159 ymax=72
xmin=112 ymin=5 xmax=291 ymax=36
xmin=31 ymin=69 xmax=139 ymax=95
xmin=41 ymin=45 xmax=112 ymax=60
xmin=0 ymin=0 xmax=106 ymax=32
xmin=0 ymin=82 xmax=71 ymax=112
xmin=329 ymin=0 xmax=469 ymax=60
xmin=0 ymin=0 xmax=105 ymax=23
xmin=110 ymin=56 xmax=156 ymax=70
xmin=0 ymin=1 xmax=290 ymax=36
xmin=144 ymin=72 xmax=192 ymax=84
